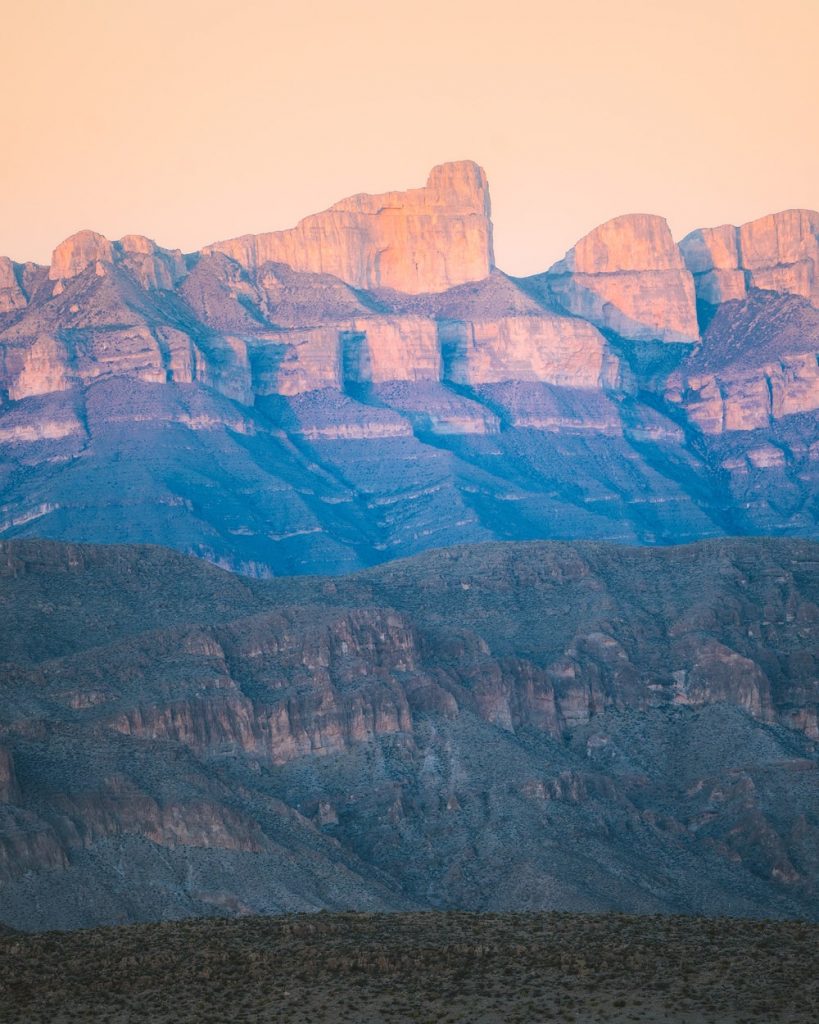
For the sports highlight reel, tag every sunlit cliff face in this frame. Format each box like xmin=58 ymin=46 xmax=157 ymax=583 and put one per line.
xmin=2 ymin=159 xmax=819 ymax=574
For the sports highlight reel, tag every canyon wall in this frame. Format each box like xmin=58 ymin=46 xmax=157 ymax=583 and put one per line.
xmin=540 ymin=214 xmax=701 ymax=343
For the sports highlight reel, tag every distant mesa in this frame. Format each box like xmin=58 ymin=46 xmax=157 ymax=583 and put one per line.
xmin=42 ymin=161 xmax=494 ymax=296
xmin=33 ymin=162 xmax=819 ymax=321
xmin=2 ymin=160 xmax=819 ymax=576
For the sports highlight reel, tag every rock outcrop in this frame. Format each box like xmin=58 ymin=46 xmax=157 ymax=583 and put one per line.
xmin=203 ymin=160 xmax=494 ymax=294
xmin=539 ymin=214 xmax=700 ymax=343
xmin=48 ymin=229 xmax=186 ymax=291
xmin=439 ymin=313 xmax=619 ymax=387
xmin=116 ymin=234 xmax=187 ymax=290
xmin=0 ymin=258 xmax=27 ymax=313
xmin=49 ymin=229 xmax=114 ymax=281
xmin=681 ymin=209 xmax=819 ymax=308
xmin=338 ymin=317 xmax=441 ymax=386
xmin=1 ymin=332 xmax=71 ymax=400
xmin=248 ymin=317 xmax=442 ymax=396
xmin=678 ymin=224 xmax=748 ymax=305
xmin=666 ymin=291 xmax=819 ymax=433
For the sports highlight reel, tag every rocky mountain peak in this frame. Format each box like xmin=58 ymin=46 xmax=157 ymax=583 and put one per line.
xmin=680 ymin=208 xmax=819 ymax=307
xmin=740 ymin=208 xmax=819 ymax=269
xmin=0 ymin=257 xmax=28 ymax=313
xmin=49 ymin=229 xmax=114 ymax=281
xmin=203 ymin=161 xmax=494 ymax=294
xmin=555 ymin=213 xmax=686 ymax=274
xmin=541 ymin=213 xmax=700 ymax=344
xmin=425 ymin=159 xmax=491 ymax=210
xmin=46 ymin=230 xmax=187 ymax=291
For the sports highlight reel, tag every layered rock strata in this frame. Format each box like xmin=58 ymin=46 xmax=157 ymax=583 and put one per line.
xmin=204 ymin=160 xmax=494 ymax=294
xmin=681 ymin=209 xmax=819 ymax=307
xmin=1 ymin=162 xmax=819 ymax=574
xmin=439 ymin=314 xmax=619 ymax=388
xmin=539 ymin=214 xmax=700 ymax=343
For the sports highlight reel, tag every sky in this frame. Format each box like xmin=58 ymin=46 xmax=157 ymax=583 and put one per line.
xmin=2 ymin=0 xmax=818 ymax=276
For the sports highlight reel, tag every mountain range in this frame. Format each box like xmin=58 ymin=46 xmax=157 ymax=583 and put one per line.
xmin=2 ymin=161 xmax=818 ymax=575
xmin=0 ymin=536 xmax=817 ymax=930
xmin=1 ymin=163 xmax=819 ymax=931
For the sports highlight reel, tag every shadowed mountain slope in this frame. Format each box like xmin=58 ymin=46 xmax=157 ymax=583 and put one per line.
xmin=1 ymin=537 xmax=817 ymax=929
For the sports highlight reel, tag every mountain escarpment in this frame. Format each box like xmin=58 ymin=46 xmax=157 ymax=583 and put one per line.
xmin=1 ymin=163 xmax=818 ymax=574
xmin=0 ymin=537 xmax=817 ymax=928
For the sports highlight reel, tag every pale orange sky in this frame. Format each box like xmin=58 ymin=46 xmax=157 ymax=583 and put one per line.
xmin=2 ymin=0 xmax=818 ymax=275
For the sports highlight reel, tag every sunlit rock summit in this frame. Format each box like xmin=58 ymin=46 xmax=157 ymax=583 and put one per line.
xmin=541 ymin=213 xmax=700 ymax=343
xmin=1 ymin=161 xmax=819 ymax=574
xmin=681 ymin=210 xmax=819 ymax=307
xmin=203 ymin=159 xmax=494 ymax=294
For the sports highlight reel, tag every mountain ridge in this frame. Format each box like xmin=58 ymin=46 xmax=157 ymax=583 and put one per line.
xmin=0 ymin=535 xmax=817 ymax=929
xmin=1 ymin=161 xmax=818 ymax=576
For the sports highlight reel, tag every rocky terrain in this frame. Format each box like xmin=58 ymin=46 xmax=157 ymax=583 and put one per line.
xmin=0 ymin=537 xmax=817 ymax=929
xmin=2 ymin=911 xmax=817 ymax=1023
xmin=1 ymin=161 xmax=818 ymax=575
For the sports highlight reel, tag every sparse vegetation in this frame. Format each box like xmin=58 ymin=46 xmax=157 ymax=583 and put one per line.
xmin=1 ymin=911 xmax=816 ymax=1023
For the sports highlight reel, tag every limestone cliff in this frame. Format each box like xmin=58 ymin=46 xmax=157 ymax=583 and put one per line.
xmin=49 ymin=229 xmax=114 ymax=281
xmin=48 ymin=229 xmax=186 ymax=291
xmin=203 ymin=160 xmax=494 ymax=294
xmin=539 ymin=214 xmax=700 ymax=343
xmin=2 ymin=162 xmax=819 ymax=570
xmin=0 ymin=258 xmax=28 ymax=313
xmin=681 ymin=209 xmax=819 ymax=307
xmin=678 ymin=224 xmax=748 ymax=304
xmin=117 ymin=234 xmax=187 ymax=290
xmin=439 ymin=313 xmax=619 ymax=388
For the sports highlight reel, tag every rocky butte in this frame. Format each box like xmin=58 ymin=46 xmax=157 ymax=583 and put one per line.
xmin=0 ymin=161 xmax=818 ymax=574
xmin=537 ymin=213 xmax=701 ymax=343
